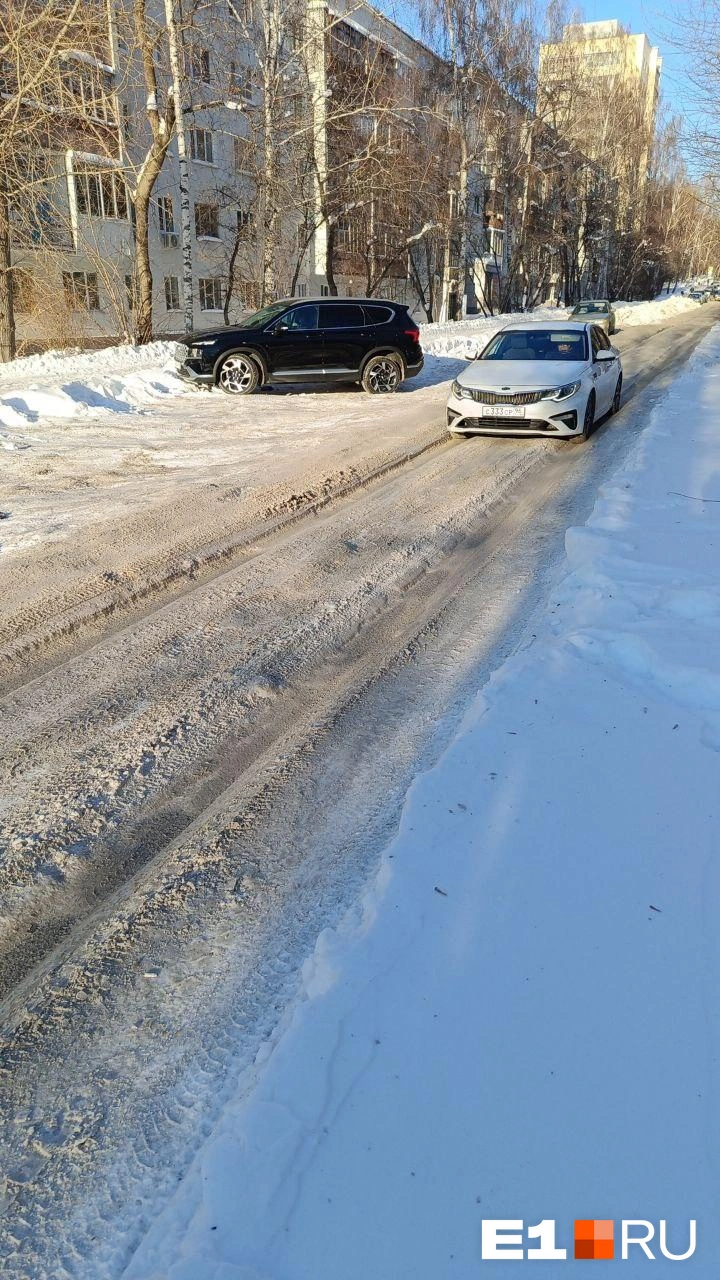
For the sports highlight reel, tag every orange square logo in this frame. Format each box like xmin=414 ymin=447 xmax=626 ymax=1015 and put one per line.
xmin=575 ymin=1220 xmax=614 ymax=1260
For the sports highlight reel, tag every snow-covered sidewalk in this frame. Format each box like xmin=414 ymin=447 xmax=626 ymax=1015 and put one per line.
xmin=123 ymin=325 xmax=720 ymax=1278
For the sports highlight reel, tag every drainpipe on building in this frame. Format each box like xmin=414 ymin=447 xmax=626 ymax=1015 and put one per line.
xmin=164 ymin=0 xmax=194 ymax=336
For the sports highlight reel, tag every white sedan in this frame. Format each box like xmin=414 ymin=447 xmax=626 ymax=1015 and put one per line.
xmin=446 ymin=321 xmax=623 ymax=441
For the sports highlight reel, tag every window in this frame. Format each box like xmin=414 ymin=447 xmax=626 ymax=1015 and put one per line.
xmin=165 ymin=275 xmax=180 ymax=310
xmin=158 ymin=194 xmax=176 ymax=245
xmin=274 ymin=303 xmax=318 ymax=331
xmin=121 ymin=102 xmax=133 ymax=142
xmin=188 ymin=47 xmax=211 ymax=82
xmin=189 ymin=128 xmax=214 ymax=163
xmin=229 ymin=62 xmax=253 ymax=103
xmin=60 ymin=61 xmax=115 ymax=123
xmin=199 ymin=277 xmax=223 ymax=310
xmin=74 ymin=169 xmax=128 ymax=219
xmin=11 ymin=269 xmax=35 ymax=313
xmin=62 ymin=271 xmax=100 ymax=310
xmin=195 ymin=203 xmax=219 ymax=238
xmin=473 ymin=193 xmax=481 ymax=215
xmin=362 ymin=303 xmax=392 ymax=325
xmin=319 ymin=302 xmax=364 ymax=328
xmin=320 ymin=284 xmax=330 ymax=296
xmin=124 ymin=274 xmax=136 ymax=311
xmin=237 ymin=208 xmax=253 ymax=235
xmin=233 ymin=135 xmax=252 ymax=172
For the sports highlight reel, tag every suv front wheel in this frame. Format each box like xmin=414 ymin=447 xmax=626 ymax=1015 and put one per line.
xmin=217 ymin=353 xmax=260 ymax=395
xmin=362 ymin=354 xmax=403 ymax=394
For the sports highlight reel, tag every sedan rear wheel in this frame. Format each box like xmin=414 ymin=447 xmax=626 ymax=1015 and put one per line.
xmin=362 ymin=354 xmax=402 ymax=394
xmin=217 ymin=354 xmax=260 ymax=395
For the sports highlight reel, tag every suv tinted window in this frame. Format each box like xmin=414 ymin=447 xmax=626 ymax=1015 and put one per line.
xmin=319 ymin=303 xmax=365 ymax=329
xmin=278 ymin=304 xmax=318 ymax=332
xmin=362 ymin=304 xmax=393 ymax=325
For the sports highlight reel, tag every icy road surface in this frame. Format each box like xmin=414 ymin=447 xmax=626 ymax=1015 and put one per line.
xmin=0 ymin=304 xmax=717 ymax=1277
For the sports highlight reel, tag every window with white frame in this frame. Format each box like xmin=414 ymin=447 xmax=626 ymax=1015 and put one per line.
xmin=165 ymin=275 xmax=180 ymax=310
xmin=199 ymin=277 xmax=223 ymax=310
xmin=237 ymin=208 xmax=253 ymax=235
xmin=158 ymin=194 xmax=176 ymax=245
xmin=74 ymin=169 xmax=128 ymax=219
xmin=62 ymin=271 xmax=100 ymax=310
xmin=60 ymin=61 xmax=115 ymax=123
xmin=189 ymin=128 xmax=214 ymax=163
xmin=195 ymin=203 xmax=219 ymax=238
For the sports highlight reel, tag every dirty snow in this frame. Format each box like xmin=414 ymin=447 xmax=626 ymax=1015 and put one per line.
xmin=123 ymin=325 xmax=720 ymax=1279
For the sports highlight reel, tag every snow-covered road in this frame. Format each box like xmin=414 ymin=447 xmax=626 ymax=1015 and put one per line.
xmin=125 ymin=322 xmax=720 ymax=1280
xmin=0 ymin=303 xmax=717 ymax=1278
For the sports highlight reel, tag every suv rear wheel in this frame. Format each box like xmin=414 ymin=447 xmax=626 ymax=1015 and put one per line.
xmin=362 ymin=354 xmax=403 ymax=394
xmin=217 ymin=353 xmax=260 ymax=395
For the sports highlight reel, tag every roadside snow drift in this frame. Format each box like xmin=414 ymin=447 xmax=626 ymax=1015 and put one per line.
xmin=125 ymin=325 xmax=720 ymax=1279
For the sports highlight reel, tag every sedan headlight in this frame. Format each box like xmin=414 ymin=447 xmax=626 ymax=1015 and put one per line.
xmin=549 ymin=380 xmax=582 ymax=401
xmin=451 ymin=379 xmax=473 ymax=399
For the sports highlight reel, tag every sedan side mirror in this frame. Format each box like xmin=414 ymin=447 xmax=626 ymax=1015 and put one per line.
xmin=595 ymin=348 xmax=616 ymax=361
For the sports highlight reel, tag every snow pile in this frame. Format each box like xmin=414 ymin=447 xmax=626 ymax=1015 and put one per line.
xmin=614 ymin=294 xmax=700 ymax=327
xmin=420 ymin=305 xmax=562 ymax=359
xmin=421 ymin=294 xmax=701 ymax=359
xmin=124 ymin=327 xmax=720 ymax=1279
xmin=0 ymin=340 xmax=185 ymax=439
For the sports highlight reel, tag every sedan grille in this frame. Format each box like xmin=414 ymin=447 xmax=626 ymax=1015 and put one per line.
xmin=469 ymin=388 xmax=551 ymax=405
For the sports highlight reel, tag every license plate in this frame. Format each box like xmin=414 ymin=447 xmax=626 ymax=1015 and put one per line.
xmin=480 ymin=404 xmax=525 ymax=418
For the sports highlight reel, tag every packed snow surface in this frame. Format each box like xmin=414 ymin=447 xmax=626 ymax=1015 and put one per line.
xmin=124 ymin=325 xmax=720 ymax=1278
xmin=0 ymin=294 xmax=700 ymax=440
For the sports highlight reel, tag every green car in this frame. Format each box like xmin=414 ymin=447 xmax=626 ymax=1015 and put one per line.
xmin=568 ymin=299 xmax=617 ymax=335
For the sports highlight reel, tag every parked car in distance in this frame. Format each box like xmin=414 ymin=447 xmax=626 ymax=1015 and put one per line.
xmin=567 ymin=298 xmax=617 ymax=334
xmin=174 ymin=298 xmax=423 ymax=395
xmin=446 ymin=321 xmax=622 ymax=441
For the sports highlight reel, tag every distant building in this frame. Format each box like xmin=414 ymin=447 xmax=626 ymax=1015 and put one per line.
xmin=539 ymin=19 xmax=661 ymax=140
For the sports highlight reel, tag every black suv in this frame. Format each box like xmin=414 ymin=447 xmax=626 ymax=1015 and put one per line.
xmin=174 ymin=297 xmax=423 ymax=395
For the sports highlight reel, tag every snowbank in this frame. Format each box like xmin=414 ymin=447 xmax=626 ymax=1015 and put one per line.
xmin=0 ymin=340 xmax=184 ymax=444
xmin=614 ymin=293 xmax=700 ymax=327
xmin=124 ymin=325 xmax=720 ymax=1279
xmin=420 ymin=294 xmax=701 ymax=359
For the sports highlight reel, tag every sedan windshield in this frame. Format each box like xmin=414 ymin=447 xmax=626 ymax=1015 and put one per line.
xmin=481 ymin=330 xmax=588 ymax=362
xmin=235 ymin=300 xmax=291 ymax=329
xmin=572 ymin=302 xmax=608 ymax=315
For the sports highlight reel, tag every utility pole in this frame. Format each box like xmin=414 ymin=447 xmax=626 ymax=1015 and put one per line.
xmin=164 ymin=0 xmax=194 ymax=336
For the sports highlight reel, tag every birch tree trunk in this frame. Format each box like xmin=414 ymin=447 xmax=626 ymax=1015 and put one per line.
xmin=0 ymin=182 xmax=15 ymax=362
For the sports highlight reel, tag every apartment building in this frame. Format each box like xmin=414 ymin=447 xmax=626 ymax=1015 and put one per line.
xmin=538 ymin=20 xmax=660 ymax=212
